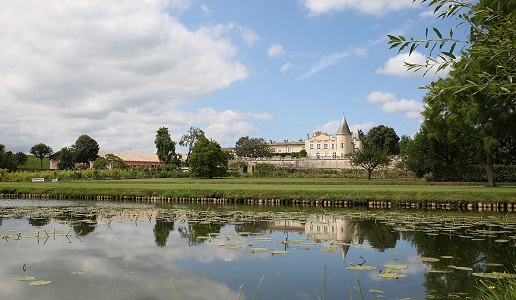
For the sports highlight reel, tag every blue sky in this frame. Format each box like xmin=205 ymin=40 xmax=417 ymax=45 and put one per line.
xmin=0 ymin=0 xmax=460 ymax=154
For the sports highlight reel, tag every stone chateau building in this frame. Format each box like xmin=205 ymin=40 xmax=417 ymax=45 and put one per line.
xmin=269 ymin=115 xmax=363 ymax=158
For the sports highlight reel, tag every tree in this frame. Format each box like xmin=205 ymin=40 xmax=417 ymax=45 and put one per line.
xmin=93 ymin=153 xmax=125 ymax=169
xmin=16 ymin=152 xmax=28 ymax=166
xmin=155 ymin=127 xmax=178 ymax=166
xmin=188 ymin=138 xmax=229 ymax=178
xmin=179 ymin=127 xmax=205 ymax=165
xmin=72 ymin=135 xmax=99 ymax=167
xmin=388 ymin=0 xmax=516 ymax=186
xmin=365 ymin=125 xmax=400 ymax=155
xmin=30 ymin=143 xmax=53 ymax=170
xmin=56 ymin=147 xmax=76 ymax=170
xmin=0 ymin=144 xmax=20 ymax=172
xmin=388 ymin=0 xmax=516 ymax=97
xmin=235 ymin=136 xmax=273 ymax=158
xmin=349 ymin=145 xmax=391 ymax=180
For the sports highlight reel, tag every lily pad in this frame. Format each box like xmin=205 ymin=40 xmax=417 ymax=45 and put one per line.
xmin=16 ymin=276 xmax=35 ymax=281
xmin=271 ymin=250 xmax=288 ymax=255
xmin=448 ymin=265 xmax=473 ymax=271
xmin=472 ymin=272 xmax=516 ymax=279
xmin=71 ymin=271 xmax=87 ymax=275
xmin=417 ymin=257 xmax=440 ymax=262
xmin=378 ymin=273 xmax=407 ymax=279
xmin=247 ymin=247 xmax=268 ymax=252
xmin=29 ymin=280 xmax=52 ymax=286
xmin=384 ymin=264 xmax=408 ymax=270
xmin=346 ymin=265 xmax=377 ymax=270
xmin=428 ymin=269 xmax=452 ymax=274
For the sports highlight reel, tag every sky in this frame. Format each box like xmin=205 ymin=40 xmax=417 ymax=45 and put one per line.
xmin=1 ymin=0 xmax=460 ymax=154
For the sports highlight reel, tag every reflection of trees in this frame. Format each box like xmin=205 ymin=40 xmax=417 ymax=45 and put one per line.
xmin=52 ymin=210 xmax=97 ymax=236
xmin=177 ymin=222 xmax=222 ymax=247
xmin=153 ymin=218 xmax=175 ymax=247
xmin=27 ymin=216 xmax=51 ymax=227
xmin=235 ymin=221 xmax=269 ymax=234
xmin=354 ymin=219 xmax=398 ymax=251
xmin=403 ymin=228 xmax=516 ymax=298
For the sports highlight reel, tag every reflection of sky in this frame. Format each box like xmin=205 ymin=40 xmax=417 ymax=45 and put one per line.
xmin=7 ymin=200 xmax=497 ymax=299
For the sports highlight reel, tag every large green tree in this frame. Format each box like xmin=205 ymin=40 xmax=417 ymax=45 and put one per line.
xmin=0 ymin=144 xmax=22 ymax=172
xmin=234 ymin=136 xmax=273 ymax=158
xmin=188 ymin=138 xmax=229 ymax=178
xmin=155 ymin=127 xmax=178 ymax=166
xmin=349 ymin=145 xmax=391 ymax=180
xmin=365 ymin=125 xmax=400 ymax=155
xmin=72 ymin=135 xmax=99 ymax=167
xmin=179 ymin=127 xmax=205 ymax=165
xmin=55 ymin=147 xmax=76 ymax=170
xmin=93 ymin=153 xmax=125 ymax=169
xmin=389 ymin=0 xmax=516 ymax=186
xmin=30 ymin=143 xmax=53 ymax=170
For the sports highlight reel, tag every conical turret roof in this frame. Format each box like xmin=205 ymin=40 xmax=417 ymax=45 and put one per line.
xmin=337 ymin=115 xmax=351 ymax=135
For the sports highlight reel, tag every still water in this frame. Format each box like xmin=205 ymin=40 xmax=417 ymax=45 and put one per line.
xmin=1 ymin=199 xmax=515 ymax=300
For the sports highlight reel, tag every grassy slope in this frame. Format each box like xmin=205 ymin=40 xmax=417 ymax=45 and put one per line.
xmin=1 ymin=177 xmax=515 ymax=203
xmin=18 ymin=156 xmax=50 ymax=170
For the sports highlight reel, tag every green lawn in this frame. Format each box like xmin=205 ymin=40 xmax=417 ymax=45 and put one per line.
xmin=1 ymin=177 xmax=515 ymax=203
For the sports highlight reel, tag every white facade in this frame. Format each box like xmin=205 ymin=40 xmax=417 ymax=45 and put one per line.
xmin=305 ymin=116 xmax=362 ymax=159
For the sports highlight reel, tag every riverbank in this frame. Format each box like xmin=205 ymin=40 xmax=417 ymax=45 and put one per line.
xmin=1 ymin=178 xmax=516 ymax=210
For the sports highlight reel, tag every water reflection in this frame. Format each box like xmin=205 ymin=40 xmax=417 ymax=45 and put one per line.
xmin=1 ymin=201 xmax=516 ymax=299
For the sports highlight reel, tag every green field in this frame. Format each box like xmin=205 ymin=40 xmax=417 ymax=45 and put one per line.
xmin=17 ymin=155 xmax=50 ymax=170
xmin=1 ymin=177 xmax=515 ymax=203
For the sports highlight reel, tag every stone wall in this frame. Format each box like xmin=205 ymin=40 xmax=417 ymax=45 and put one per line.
xmin=234 ymin=157 xmax=354 ymax=170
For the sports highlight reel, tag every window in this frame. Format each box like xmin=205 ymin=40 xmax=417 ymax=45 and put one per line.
xmin=310 ymin=143 xmax=314 ymax=149
xmin=331 ymin=143 xmax=334 ymax=149
xmin=324 ymin=143 xmax=328 ymax=149
xmin=317 ymin=143 xmax=321 ymax=149
xmin=287 ymin=147 xmax=292 ymax=153
xmin=341 ymin=142 xmax=344 ymax=149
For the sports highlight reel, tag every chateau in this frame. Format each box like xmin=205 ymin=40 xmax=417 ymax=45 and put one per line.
xmin=270 ymin=115 xmax=363 ymax=158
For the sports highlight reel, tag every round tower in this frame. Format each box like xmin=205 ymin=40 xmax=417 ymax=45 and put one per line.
xmin=336 ymin=115 xmax=352 ymax=157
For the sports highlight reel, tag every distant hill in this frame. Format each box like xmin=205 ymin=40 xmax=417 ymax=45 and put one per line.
xmin=18 ymin=155 xmax=50 ymax=170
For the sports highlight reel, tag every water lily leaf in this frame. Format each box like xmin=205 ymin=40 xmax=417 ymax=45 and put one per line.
xmin=271 ymin=250 xmax=288 ymax=255
xmin=428 ymin=269 xmax=452 ymax=274
xmin=346 ymin=265 xmax=377 ymax=270
xmin=448 ymin=265 xmax=473 ymax=271
xmin=29 ymin=280 xmax=52 ymax=286
xmin=472 ymin=272 xmax=516 ymax=279
xmin=247 ymin=247 xmax=268 ymax=252
xmin=384 ymin=264 xmax=408 ymax=270
xmin=254 ymin=237 xmax=273 ymax=242
xmin=417 ymin=257 xmax=440 ymax=262
xmin=219 ymin=244 xmax=241 ymax=249
xmin=71 ymin=271 xmax=87 ymax=275
xmin=486 ymin=263 xmax=503 ymax=267
xmin=16 ymin=276 xmax=35 ymax=281
xmin=377 ymin=273 xmax=407 ymax=279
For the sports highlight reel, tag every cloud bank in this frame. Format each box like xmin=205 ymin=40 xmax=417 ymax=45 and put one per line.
xmin=0 ymin=0 xmax=257 ymax=152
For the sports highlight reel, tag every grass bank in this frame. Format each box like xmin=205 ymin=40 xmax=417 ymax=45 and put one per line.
xmin=1 ymin=177 xmax=515 ymax=204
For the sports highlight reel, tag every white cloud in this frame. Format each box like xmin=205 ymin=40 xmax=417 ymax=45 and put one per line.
xmin=0 ymin=0 xmax=252 ymax=152
xmin=200 ymin=4 xmax=211 ymax=16
xmin=280 ymin=62 xmax=294 ymax=73
xmin=267 ymin=44 xmax=285 ymax=57
xmin=301 ymin=48 xmax=365 ymax=78
xmin=366 ymin=91 xmax=423 ymax=119
xmin=301 ymin=0 xmax=418 ymax=16
xmin=316 ymin=120 xmax=374 ymax=136
xmin=376 ymin=51 xmax=451 ymax=78
xmin=239 ymin=27 xmax=259 ymax=46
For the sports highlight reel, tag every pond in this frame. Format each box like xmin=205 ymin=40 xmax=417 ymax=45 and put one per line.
xmin=1 ymin=199 xmax=515 ymax=300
